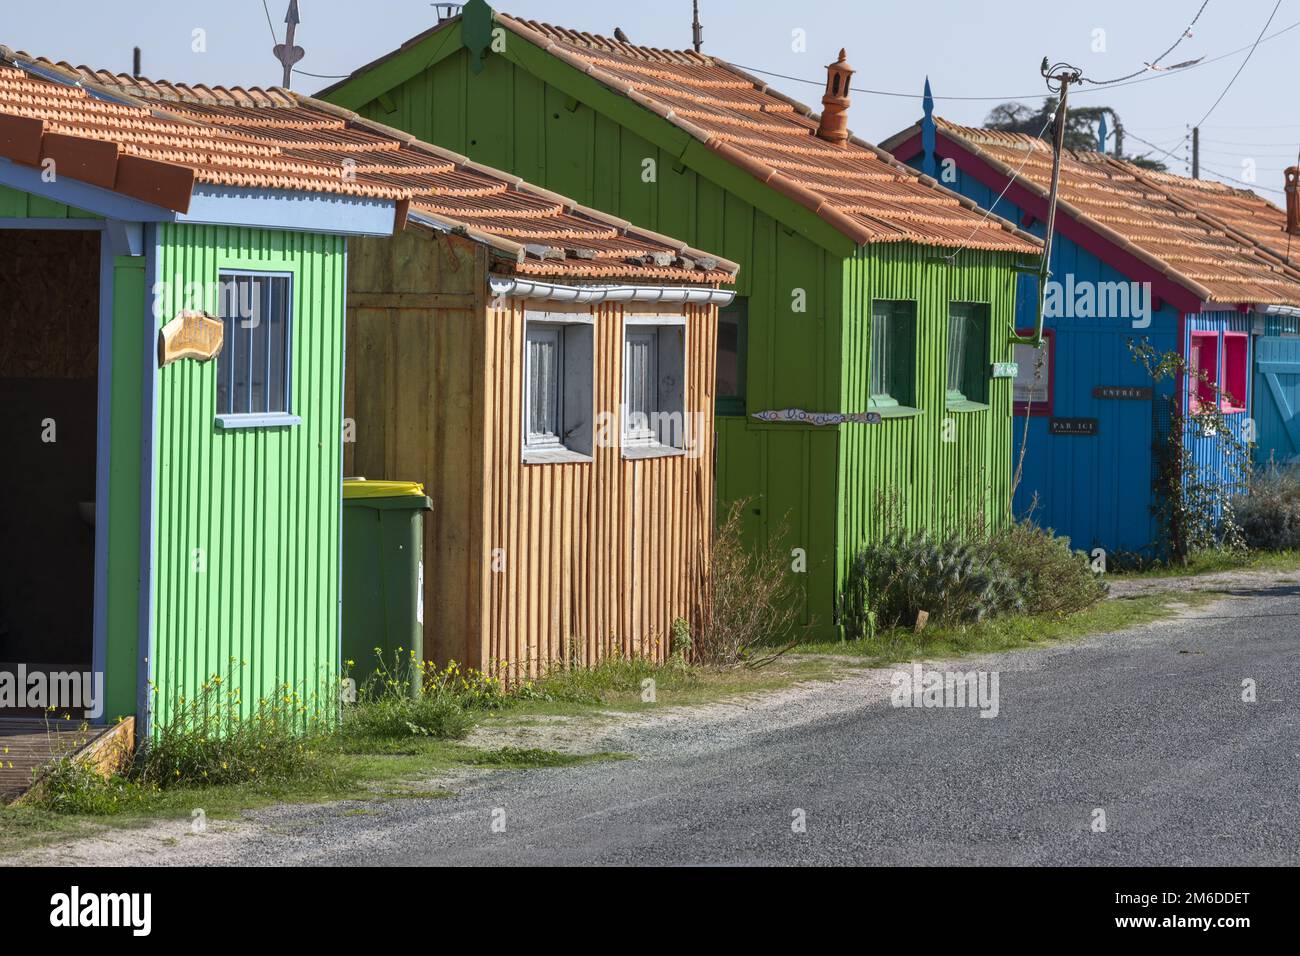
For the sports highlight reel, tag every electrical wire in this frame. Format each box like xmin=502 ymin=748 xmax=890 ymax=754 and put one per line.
xmin=726 ymin=17 xmax=1300 ymax=103
xmin=294 ymin=69 xmax=351 ymax=79
xmin=1192 ymin=0 xmax=1283 ymax=128
xmin=1195 ymin=161 xmax=1285 ymax=193
xmin=1080 ymin=0 xmax=1210 ymax=86
xmin=942 ymin=112 xmax=1056 ymax=262
xmin=260 ymin=0 xmax=280 ymax=45
xmin=1202 ymin=137 xmax=1300 ymax=147
xmin=1138 ymin=0 xmax=1285 ymax=168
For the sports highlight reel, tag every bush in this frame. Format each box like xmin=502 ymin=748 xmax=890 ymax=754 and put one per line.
xmin=989 ymin=520 xmax=1107 ymax=615
xmin=1234 ymin=464 xmax=1300 ymax=551
xmin=35 ymin=757 xmax=150 ymax=815
xmin=340 ymin=654 xmax=506 ymax=742
xmin=139 ymin=678 xmax=324 ymax=789
xmin=695 ymin=499 xmax=802 ymax=666
xmin=842 ymin=530 xmax=1026 ymax=636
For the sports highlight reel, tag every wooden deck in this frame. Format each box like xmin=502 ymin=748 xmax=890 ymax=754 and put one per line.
xmin=0 ymin=719 xmax=106 ymax=804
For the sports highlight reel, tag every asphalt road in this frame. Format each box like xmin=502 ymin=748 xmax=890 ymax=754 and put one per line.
xmin=17 ymin=582 xmax=1300 ymax=866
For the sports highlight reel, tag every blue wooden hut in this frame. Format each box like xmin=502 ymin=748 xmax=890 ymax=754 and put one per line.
xmin=883 ymin=98 xmax=1300 ymax=556
xmin=1114 ymin=164 xmax=1300 ymax=465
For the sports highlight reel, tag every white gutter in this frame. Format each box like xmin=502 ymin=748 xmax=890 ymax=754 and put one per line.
xmin=489 ymin=276 xmax=736 ymax=306
xmin=1255 ymin=303 xmax=1300 ymax=318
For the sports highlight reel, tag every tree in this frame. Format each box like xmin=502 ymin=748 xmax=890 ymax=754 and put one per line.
xmin=984 ymin=98 xmax=1167 ymax=172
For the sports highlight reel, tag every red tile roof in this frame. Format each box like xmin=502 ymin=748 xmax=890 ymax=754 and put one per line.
xmin=0 ymin=50 xmax=735 ymax=284
xmin=321 ymin=14 xmax=1040 ymax=256
xmin=1116 ymin=162 xmax=1295 ymax=264
xmin=892 ymin=118 xmax=1300 ymax=308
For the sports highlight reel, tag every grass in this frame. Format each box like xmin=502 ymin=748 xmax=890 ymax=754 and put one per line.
xmin=1107 ymin=549 xmax=1300 ymax=579
xmin=0 ymin=655 xmax=844 ymax=857
xmin=795 ymin=590 xmax=1220 ymax=661
xmin=508 ymin=654 xmax=848 ymax=715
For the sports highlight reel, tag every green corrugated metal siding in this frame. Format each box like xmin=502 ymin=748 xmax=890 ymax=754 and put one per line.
xmin=150 ymin=224 xmax=345 ymax=724
xmin=837 ymin=244 xmax=1017 ymax=581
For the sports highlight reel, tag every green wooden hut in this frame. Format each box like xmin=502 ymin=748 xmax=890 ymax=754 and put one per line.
xmin=320 ymin=3 xmax=1040 ymax=636
xmin=0 ymin=53 xmax=407 ymax=737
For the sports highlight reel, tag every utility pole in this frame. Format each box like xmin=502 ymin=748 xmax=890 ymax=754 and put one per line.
xmin=273 ymin=0 xmax=305 ymax=89
xmin=1014 ymin=60 xmax=1082 ymax=349
xmin=1192 ymin=126 xmax=1200 ymax=179
xmin=692 ymin=0 xmax=703 ymax=52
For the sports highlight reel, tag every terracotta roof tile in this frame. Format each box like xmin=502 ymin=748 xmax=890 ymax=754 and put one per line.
xmin=1116 ymin=161 xmax=1294 ymax=262
xmin=920 ymin=118 xmax=1300 ymax=307
xmin=491 ymin=15 xmax=1039 ymax=255
xmin=0 ymin=52 xmax=734 ymax=284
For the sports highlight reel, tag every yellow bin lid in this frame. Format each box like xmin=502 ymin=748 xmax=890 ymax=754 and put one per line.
xmin=343 ymin=478 xmax=426 ymax=500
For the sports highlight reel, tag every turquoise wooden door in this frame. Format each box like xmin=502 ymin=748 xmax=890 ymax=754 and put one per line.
xmin=1254 ymin=335 xmax=1300 ymax=464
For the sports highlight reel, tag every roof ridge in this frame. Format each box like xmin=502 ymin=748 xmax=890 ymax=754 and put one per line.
xmin=502 ymin=14 xmax=712 ymax=64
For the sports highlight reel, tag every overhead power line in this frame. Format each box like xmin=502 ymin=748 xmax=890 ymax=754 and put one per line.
xmin=1141 ymin=0 xmax=1285 ymax=167
xmin=1081 ymin=0 xmax=1211 ymax=86
xmin=260 ymin=0 xmax=279 ymax=45
xmin=727 ymin=16 xmax=1300 ymax=103
xmin=1192 ymin=0 xmax=1283 ymax=128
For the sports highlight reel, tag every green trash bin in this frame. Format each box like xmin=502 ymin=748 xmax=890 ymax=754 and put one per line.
xmin=341 ymin=479 xmax=431 ymax=699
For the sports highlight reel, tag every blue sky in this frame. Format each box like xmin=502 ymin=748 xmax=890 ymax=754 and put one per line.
xmin=4 ymin=0 xmax=1297 ymax=198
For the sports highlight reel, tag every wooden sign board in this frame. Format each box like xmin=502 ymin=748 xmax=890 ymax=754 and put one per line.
xmin=159 ymin=311 xmax=223 ymax=368
xmin=1092 ymin=386 xmax=1152 ymax=401
xmin=1049 ymin=417 xmax=1098 ymax=436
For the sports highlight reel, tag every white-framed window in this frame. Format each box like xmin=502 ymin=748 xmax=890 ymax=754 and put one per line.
xmin=522 ymin=311 xmax=593 ymax=462
xmin=623 ymin=328 xmax=659 ymax=445
xmin=622 ymin=315 xmax=687 ymax=457
xmin=216 ymin=270 xmax=298 ymax=428
xmin=525 ymin=325 xmax=564 ymax=448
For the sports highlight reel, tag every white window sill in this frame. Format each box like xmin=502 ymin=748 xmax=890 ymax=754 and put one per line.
xmin=522 ymin=447 xmax=593 ymax=465
xmin=216 ymin=413 xmax=302 ymax=430
xmin=621 ymin=442 xmax=686 ymax=460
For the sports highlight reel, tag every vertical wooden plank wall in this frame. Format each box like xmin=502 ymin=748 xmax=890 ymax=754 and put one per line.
xmin=345 ymin=230 xmax=487 ymax=670
xmin=346 ymin=227 xmax=718 ymax=676
xmin=481 ymin=299 xmax=717 ymax=677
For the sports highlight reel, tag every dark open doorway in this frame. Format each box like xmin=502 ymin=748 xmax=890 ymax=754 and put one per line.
xmin=0 ymin=229 xmax=100 ymax=682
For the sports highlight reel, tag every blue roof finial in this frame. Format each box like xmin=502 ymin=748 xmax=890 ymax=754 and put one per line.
xmin=921 ymin=76 xmax=937 ymax=178
xmin=1097 ymin=113 xmax=1108 ymax=153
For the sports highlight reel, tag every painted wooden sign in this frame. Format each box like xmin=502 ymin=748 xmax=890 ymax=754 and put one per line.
xmin=752 ymin=408 xmax=882 ymax=426
xmin=1092 ymin=385 xmax=1152 ymax=401
xmin=991 ymin=362 xmax=1019 ymax=379
xmin=158 ymin=311 xmax=223 ymax=368
xmin=1049 ymin=417 xmax=1098 ymax=436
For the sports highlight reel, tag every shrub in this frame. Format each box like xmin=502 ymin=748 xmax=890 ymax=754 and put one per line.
xmin=989 ymin=520 xmax=1107 ymax=615
xmin=139 ymin=679 xmax=324 ymax=790
xmin=339 ymin=653 xmax=506 ymax=742
xmin=1234 ymin=463 xmax=1300 ymax=551
xmin=695 ymin=499 xmax=802 ymax=666
xmin=842 ymin=531 xmax=1026 ymax=636
xmin=35 ymin=757 xmax=150 ymax=815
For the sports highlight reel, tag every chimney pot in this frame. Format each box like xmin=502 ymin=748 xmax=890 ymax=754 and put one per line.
xmin=1286 ymin=166 xmax=1299 ymax=236
xmin=816 ymin=49 xmax=854 ymax=146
